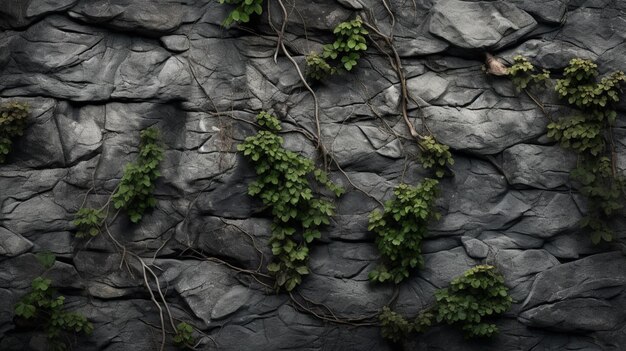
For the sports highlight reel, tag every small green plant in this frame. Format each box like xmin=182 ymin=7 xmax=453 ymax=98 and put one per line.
xmin=378 ymin=265 xmax=511 ymax=342
xmin=306 ymin=17 xmax=368 ymax=80
xmin=434 ymin=265 xmax=512 ymax=338
xmin=418 ymin=136 xmax=454 ymax=178
xmin=323 ymin=17 xmax=368 ymax=71
xmin=238 ymin=111 xmax=343 ymax=291
xmin=0 ymin=101 xmax=29 ymax=163
xmin=36 ymin=251 xmax=56 ymax=269
xmin=218 ymin=0 xmax=263 ymax=27
xmin=305 ymin=52 xmax=337 ymax=81
xmin=173 ymin=322 xmax=195 ymax=349
xmin=15 ymin=274 xmax=93 ymax=351
xmin=368 ymin=178 xmax=440 ymax=284
xmin=507 ymin=55 xmax=550 ymax=91
xmin=72 ymin=208 xmax=105 ymax=238
xmin=111 ymin=127 xmax=164 ymax=223
xmin=379 ymin=306 xmax=412 ymax=343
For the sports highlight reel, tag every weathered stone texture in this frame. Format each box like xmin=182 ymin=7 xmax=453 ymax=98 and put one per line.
xmin=2 ymin=0 xmax=626 ymax=350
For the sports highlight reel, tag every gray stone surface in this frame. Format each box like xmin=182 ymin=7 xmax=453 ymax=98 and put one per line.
xmin=1 ymin=0 xmax=626 ymax=350
xmin=502 ymin=144 xmax=576 ymax=189
xmin=429 ymin=0 xmax=537 ymax=50
xmin=520 ymin=252 xmax=626 ymax=332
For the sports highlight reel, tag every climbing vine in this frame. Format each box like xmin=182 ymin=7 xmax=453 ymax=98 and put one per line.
xmin=0 ymin=101 xmax=29 ymax=164
xmin=73 ymin=208 xmax=105 ymax=238
xmin=368 ymin=178 xmax=440 ymax=284
xmin=111 ymin=127 xmax=164 ymax=223
xmin=238 ymin=111 xmax=344 ymax=291
xmin=14 ymin=254 xmax=93 ymax=351
xmin=73 ymin=126 xmax=163 ymax=237
xmin=306 ymin=17 xmax=368 ymax=80
xmin=508 ymin=56 xmax=626 ymax=244
xmin=379 ymin=265 xmax=511 ymax=342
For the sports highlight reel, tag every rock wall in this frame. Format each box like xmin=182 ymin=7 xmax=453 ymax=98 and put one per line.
xmin=2 ymin=0 xmax=626 ymax=350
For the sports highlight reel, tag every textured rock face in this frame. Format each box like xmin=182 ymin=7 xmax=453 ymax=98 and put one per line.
xmin=1 ymin=1 xmax=626 ymax=350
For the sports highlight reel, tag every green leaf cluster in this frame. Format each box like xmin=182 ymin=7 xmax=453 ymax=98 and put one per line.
xmin=379 ymin=306 xmax=412 ymax=343
xmin=0 ymin=101 xmax=29 ymax=163
xmin=434 ymin=265 xmax=512 ymax=338
xmin=36 ymin=251 xmax=57 ymax=269
xmin=237 ymin=111 xmax=343 ymax=291
xmin=111 ymin=127 xmax=164 ymax=223
xmin=554 ymin=58 xmax=624 ymax=121
xmin=378 ymin=265 xmax=511 ymax=342
xmin=306 ymin=17 xmax=368 ymax=80
xmin=368 ymin=179 xmax=440 ymax=284
xmin=548 ymin=58 xmax=625 ymax=243
xmin=72 ymin=208 xmax=105 ymax=238
xmin=379 ymin=307 xmax=434 ymax=343
xmin=15 ymin=276 xmax=93 ymax=351
xmin=507 ymin=55 xmax=550 ymax=91
xmin=572 ymin=157 xmax=624 ymax=244
xmin=218 ymin=0 xmax=263 ymax=27
xmin=173 ymin=322 xmax=195 ymax=349
xmin=418 ymin=136 xmax=454 ymax=178
xmin=509 ymin=56 xmax=626 ymax=244
xmin=546 ymin=115 xmax=604 ymax=155
xmin=305 ymin=52 xmax=337 ymax=81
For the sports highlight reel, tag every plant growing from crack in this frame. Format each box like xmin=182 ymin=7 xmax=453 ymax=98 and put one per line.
xmin=238 ymin=111 xmax=344 ymax=291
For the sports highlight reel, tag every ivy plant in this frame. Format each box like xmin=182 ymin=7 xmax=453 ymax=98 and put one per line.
xmin=418 ymin=136 xmax=454 ymax=178
xmin=73 ymin=208 xmax=106 ymax=238
xmin=111 ymin=127 xmax=164 ymax=223
xmin=238 ymin=111 xmax=344 ymax=291
xmin=507 ymin=55 xmax=550 ymax=91
xmin=378 ymin=265 xmax=511 ymax=342
xmin=306 ymin=17 xmax=368 ymax=80
xmin=173 ymin=322 xmax=195 ymax=349
xmin=508 ymin=56 xmax=626 ymax=244
xmin=549 ymin=59 xmax=625 ymax=243
xmin=73 ymin=127 xmax=163 ymax=237
xmin=0 ymin=101 xmax=29 ymax=163
xmin=379 ymin=306 xmax=412 ymax=343
xmin=434 ymin=265 xmax=512 ymax=338
xmin=218 ymin=0 xmax=263 ymax=27
xmin=305 ymin=52 xmax=337 ymax=81
xmin=15 ymin=274 xmax=93 ymax=351
xmin=368 ymin=178 xmax=440 ymax=284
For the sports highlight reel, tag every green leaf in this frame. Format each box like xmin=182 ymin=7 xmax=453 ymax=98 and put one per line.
xmin=36 ymin=252 xmax=56 ymax=269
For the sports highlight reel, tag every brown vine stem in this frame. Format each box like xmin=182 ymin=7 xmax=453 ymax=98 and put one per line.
xmin=361 ymin=13 xmax=425 ymax=144
xmin=288 ymin=292 xmax=378 ymax=326
xmin=270 ymin=0 xmax=322 ymax=152
xmin=102 ymin=222 xmax=176 ymax=351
